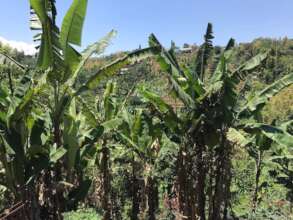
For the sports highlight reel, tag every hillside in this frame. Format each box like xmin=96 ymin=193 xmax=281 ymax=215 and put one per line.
xmin=0 ymin=23 xmax=292 ymax=219
xmin=80 ymin=37 xmax=293 ymax=118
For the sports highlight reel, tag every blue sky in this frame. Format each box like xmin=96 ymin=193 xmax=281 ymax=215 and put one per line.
xmin=0 ymin=0 xmax=293 ymax=54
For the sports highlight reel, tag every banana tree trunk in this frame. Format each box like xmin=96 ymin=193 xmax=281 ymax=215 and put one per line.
xmin=131 ymin=158 xmax=140 ymax=220
xmin=176 ymin=146 xmax=189 ymax=219
xmin=177 ymin=139 xmax=201 ymax=220
xmin=24 ymin=185 xmax=41 ymax=220
xmin=208 ymin=134 xmax=232 ymax=220
xmin=38 ymin=169 xmax=63 ymax=220
xmin=101 ymin=144 xmax=112 ymax=220
xmin=146 ymin=176 xmax=158 ymax=220
xmin=252 ymin=151 xmax=263 ymax=212
xmin=194 ymin=138 xmax=206 ymax=220
xmin=140 ymin=179 xmax=147 ymax=218
xmin=52 ymin=118 xmax=65 ymax=220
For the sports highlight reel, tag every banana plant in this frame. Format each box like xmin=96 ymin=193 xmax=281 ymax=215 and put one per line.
xmin=0 ymin=0 xmax=156 ymax=218
xmin=139 ymin=24 xmax=293 ymax=219
xmin=268 ymin=123 xmax=293 ymax=214
xmin=0 ymin=58 xmax=69 ymax=220
xmin=96 ymin=81 xmax=123 ymax=220
xmin=228 ymin=65 xmax=293 ymax=213
xmin=61 ymin=98 xmax=104 ymax=210
xmin=227 ymin=119 xmax=293 ymax=214
xmin=29 ymin=0 xmax=156 ymax=173
xmin=27 ymin=0 xmax=157 ymax=218
xmin=141 ymin=30 xmax=236 ymax=220
xmin=117 ymin=106 xmax=175 ymax=220
xmin=30 ymin=0 xmax=155 ymax=145
xmin=76 ymin=81 xmax=130 ymax=219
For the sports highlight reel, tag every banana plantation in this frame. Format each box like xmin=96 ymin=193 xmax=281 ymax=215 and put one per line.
xmin=0 ymin=1 xmax=292 ymax=220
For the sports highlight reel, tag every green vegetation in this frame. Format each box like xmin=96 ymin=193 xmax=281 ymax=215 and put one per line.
xmin=0 ymin=1 xmax=292 ymax=220
xmin=63 ymin=208 xmax=102 ymax=220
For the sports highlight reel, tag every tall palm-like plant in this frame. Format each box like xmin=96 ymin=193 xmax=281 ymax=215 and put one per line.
xmin=0 ymin=1 xmax=156 ymax=219
xmin=267 ymin=121 xmax=293 ymax=215
xmin=227 ymin=82 xmax=293 ymax=213
xmin=0 ymin=54 xmax=65 ymax=219
xmin=140 ymin=24 xmax=293 ymax=219
xmin=117 ymin=103 xmax=178 ymax=220
xmin=78 ymin=81 xmax=126 ymax=219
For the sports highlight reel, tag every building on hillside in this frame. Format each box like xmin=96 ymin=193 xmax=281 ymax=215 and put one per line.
xmin=179 ymin=47 xmax=193 ymax=53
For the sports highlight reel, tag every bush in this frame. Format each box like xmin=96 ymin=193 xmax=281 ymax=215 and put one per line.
xmin=63 ymin=208 xmax=102 ymax=220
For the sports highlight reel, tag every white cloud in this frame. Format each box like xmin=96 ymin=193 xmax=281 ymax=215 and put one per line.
xmin=0 ymin=36 xmax=37 ymax=56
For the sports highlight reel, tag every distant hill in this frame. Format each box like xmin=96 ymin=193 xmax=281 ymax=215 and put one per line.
xmin=0 ymin=40 xmax=35 ymax=66
xmin=1 ymin=37 xmax=292 ymax=121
